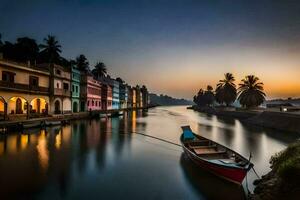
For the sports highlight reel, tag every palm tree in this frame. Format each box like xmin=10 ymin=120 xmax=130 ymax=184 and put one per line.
xmin=92 ymin=62 xmax=107 ymax=78
xmin=76 ymin=54 xmax=89 ymax=72
xmin=39 ymin=35 xmax=61 ymax=63
xmin=238 ymin=75 xmax=266 ymax=108
xmin=216 ymin=73 xmax=237 ymax=106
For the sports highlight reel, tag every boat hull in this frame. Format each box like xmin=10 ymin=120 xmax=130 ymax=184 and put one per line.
xmin=182 ymin=146 xmax=248 ymax=184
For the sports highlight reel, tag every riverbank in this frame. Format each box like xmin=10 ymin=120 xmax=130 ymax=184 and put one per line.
xmin=190 ymin=105 xmax=300 ymax=134
xmin=250 ymin=141 xmax=300 ymax=200
xmin=0 ymin=107 xmax=151 ymax=132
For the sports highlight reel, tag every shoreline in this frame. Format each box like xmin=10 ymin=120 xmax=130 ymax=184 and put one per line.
xmin=190 ymin=105 xmax=300 ymax=134
xmin=0 ymin=106 xmax=153 ymax=133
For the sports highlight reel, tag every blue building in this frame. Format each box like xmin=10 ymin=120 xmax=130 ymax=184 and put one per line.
xmin=112 ymin=79 xmax=120 ymax=109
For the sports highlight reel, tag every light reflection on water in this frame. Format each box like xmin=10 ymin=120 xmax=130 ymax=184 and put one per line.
xmin=0 ymin=106 xmax=299 ymax=199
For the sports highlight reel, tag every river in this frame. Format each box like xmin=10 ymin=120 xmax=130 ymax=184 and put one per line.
xmin=0 ymin=106 xmax=299 ymax=199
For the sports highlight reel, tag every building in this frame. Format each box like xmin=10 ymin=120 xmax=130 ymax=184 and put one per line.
xmin=0 ymin=60 xmax=50 ymax=120
xmin=81 ymin=72 xmax=101 ymax=112
xmin=135 ymin=85 xmax=141 ymax=108
xmin=97 ymin=76 xmax=113 ymax=110
xmin=132 ymin=87 xmax=137 ymax=108
xmin=71 ymin=65 xmax=81 ymax=113
xmin=141 ymin=85 xmax=149 ymax=108
xmin=126 ymin=85 xmax=133 ymax=109
xmin=44 ymin=64 xmax=72 ymax=114
xmin=112 ymin=79 xmax=120 ymax=110
xmin=119 ymin=81 xmax=127 ymax=109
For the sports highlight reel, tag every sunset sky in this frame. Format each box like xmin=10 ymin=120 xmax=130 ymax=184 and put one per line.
xmin=1 ymin=0 xmax=300 ymax=99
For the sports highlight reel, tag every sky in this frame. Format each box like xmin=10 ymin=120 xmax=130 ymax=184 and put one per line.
xmin=1 ymin=0 xmax=300 ymax=99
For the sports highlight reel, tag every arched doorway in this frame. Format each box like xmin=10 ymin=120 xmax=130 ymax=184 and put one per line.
xmin=54 ymin=100 xmax=61 ymax=114
xmin=30 ymin=98 xmax=48 ymax=114
xmin=16 ymin=98 xmax=22 ymax=114
xmin=0 ymin=96 xmax=7 ymax=120
xmin=73 ymin=102 xmax=78 ymax=113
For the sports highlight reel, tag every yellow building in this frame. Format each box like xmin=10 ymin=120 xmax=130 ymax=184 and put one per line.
xmin=0 ymin=60 xmax=50 ymax=120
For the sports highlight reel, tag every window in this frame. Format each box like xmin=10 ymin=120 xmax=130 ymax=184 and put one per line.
xmin=63 ymin=83 xmax=69 ymax=90
xmin=2 ymin=71 xmax=15 ymax=83
xmin=29 ymin=76 xmax=39 ymax=87
xmin=92 ymin=101 xmax=94 ymax=106
xmin=57 ymin=83 xmax=60 ymax=88
xmin=72 ymin=85 xmax=75 ymax=92
xmin=87 ymin=101 xmax=90 ymax=106
xmin=76 ymin=86 xmax=78 ymax=93
xmin=95 ymin=101 xmax=97 ymax=106
xmin=56 ymin=69 xmax=61 ymax=75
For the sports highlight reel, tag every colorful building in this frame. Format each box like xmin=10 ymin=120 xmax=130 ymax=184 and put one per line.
xmin=98 ymin=76 xmax=113 ymax=110
xmin=81 ymin=72 xmax=101 ymax=111
xmin=112 ymin=79 xmax=120 ymax=110
xmin=71 ymin=65 xmax=81 ymax=112
xmin=119 ymin=82 xmax=127 ymax=109
xmin=42 ymin=63 xmax=72 ymax=114
xmin=126 ymin=85 xmax=133 ymax=108
xmin=135 ymin=85 xmax=142 ymax=108
xmin=132 ymin=87 xmax=137 ymax=108
xmin=0 ymin=60 xmax=50 ymax=120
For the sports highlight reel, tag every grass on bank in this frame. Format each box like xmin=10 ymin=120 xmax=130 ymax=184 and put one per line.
xmin=270 ymin=140 xmax=300 ymax=185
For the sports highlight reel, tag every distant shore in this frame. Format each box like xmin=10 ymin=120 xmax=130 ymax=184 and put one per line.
xmin=190 ymin=105 xmax=300 ymax=134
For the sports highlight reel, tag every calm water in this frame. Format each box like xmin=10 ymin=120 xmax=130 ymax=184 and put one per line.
xmin=1 ymin=106 xmax=299 ymax=200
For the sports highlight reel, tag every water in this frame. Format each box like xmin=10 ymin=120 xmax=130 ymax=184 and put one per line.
xmin=0 ymin=106 xmax=299 ymax=200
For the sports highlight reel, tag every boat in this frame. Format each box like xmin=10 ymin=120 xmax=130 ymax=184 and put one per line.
xmin=23 ymin=121 xmax=42 ymax=129
xmin=180 ymin=126 xmax=253 ymax=184
xmin=44 ymin=120 xmax=62 ymax=126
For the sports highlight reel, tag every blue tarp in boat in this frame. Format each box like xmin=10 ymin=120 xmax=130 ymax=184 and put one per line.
xmin=182 ymin=126 xmax=195 ymax=140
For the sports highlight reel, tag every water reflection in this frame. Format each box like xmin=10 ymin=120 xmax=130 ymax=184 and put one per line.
xmin=180 ymin=153 xmax=245 ymax=200
xmin=0 ymin=106 xmax=300 ymax=199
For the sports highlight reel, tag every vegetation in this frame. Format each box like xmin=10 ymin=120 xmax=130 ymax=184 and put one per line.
xmin=193 ymin=73 xmax=266 ymax=109
xmin=39 ymin=35 xmax=62 ymax=64
xmin=76 ymin=54 xmax=89 ymax=72
xmin=215 ymin=73 xmax=237 ymax=106
xmin=150 ymin=93 xmax=193 ymax=106
xmin=238 ymin=75 xmax=266 ymax=108
xmin=270 ymin=141 xmax=300 ymax=184
xmin=92 ymin=61 xmax=107 ymax=78
xmin=193 ymin=85 xmax=215 ymax=107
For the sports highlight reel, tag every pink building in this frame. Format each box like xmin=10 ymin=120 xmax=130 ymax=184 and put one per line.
xmin=81 ymin=73 xmax=101 ymax=111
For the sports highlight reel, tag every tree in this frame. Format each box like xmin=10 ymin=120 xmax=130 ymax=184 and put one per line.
xmin=204 ymin=85 xmax=215 ymax=106
xmin=14 ymin=37 xmax=39 ymax=63
xmin=76 ymin=54 xmax=89 ymax=72
xmin=39 ymin=35 xmax=61 ymax=64
xmin=215 ymin=73 xmax=237 ymax=106
xmin=116 ymin=77 xmax=124 ymax=83
xmin=92 ymin=62 xmax=107 ymax=78
xmin=238 ymin=75 xmax=266 ymax=108
xmin=193 ymin=86 xmax=215 ymax=107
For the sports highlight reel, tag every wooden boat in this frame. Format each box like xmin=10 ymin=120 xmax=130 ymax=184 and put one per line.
xmin=23 ymin=121 xmax=42 ymax=129
xmin=45 ymin=120 xmax=62 ymax=126
xmin=180 ymin=126 xmax=253 ymax=184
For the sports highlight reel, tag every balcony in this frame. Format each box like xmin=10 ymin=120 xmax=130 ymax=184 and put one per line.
xmin=54 ymin=88 xmax=71 ymax=97
xmin=0 ymin=81 xmax=49 ymax=94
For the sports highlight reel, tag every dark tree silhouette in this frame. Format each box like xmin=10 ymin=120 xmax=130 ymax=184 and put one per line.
xmin=215 ymin=73 xmax=237 ymax=106
xmin=76 ymin=54 xmax=89 ymax=72
xmin=92 ymin=62 xmax=107 ymax=78
xmin=39 ymin=35 xmax=61 ymax=64
xmin=238 ymin=75 xmax=266 ymax=108
xmin=116 ymin=77 xmax=124 ymax=83
xmin=14 ymin=37 xmax=39 ymax=63
xmin=193 ymin=86 xmax=215 ymax=107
